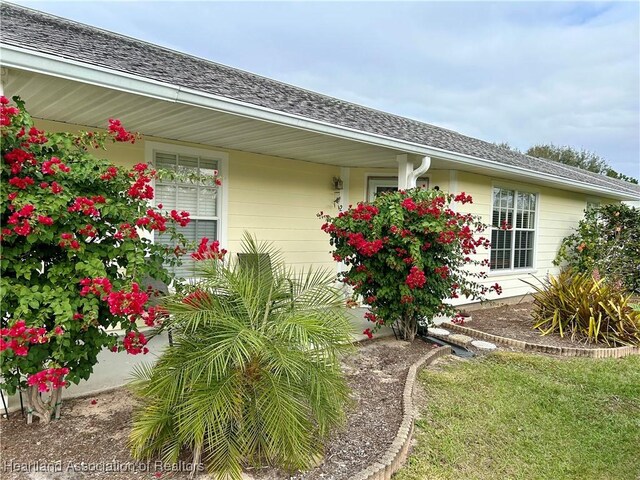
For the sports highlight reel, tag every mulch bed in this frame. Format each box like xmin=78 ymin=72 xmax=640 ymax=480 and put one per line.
xmin=1 ymin=337 xmax=437 ymax=480
xmin=465 ymin=301 xmax=605 ymax=349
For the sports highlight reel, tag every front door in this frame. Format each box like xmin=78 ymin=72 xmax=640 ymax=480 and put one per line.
xmin=367 ymin=176 xmax=430 ymax=202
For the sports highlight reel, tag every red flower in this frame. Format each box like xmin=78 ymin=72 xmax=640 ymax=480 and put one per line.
xmin=100 ymin=166 xmax=118 ymax=181
xmin=170 ymin=209 xmax=191 ymax=227
xmin=37 ymin=215 xmax=54 ymax=226
xmin=136 ymin=209 xmax=168 ymax=232
xmin=26 ymin=367 xmax=69 ymax=393
xmin=59 ymin=233 xmax=81 ymax=249
xmin=500 ymin=220 xmax=512 ymax=231
xmin=4 ymin=148 xmax=36 ymax=174
xmin=122 ymin=331 xmax=148 ymax=355
xmin=50 ymin=182 xmax=63 ymax=194
xmin=68 ymin=197 xmax=100 ymax=217
xmin=13 ymin=220 xmax=31 ymax=236
xmin=401 ymin=198 xmax=417 ymax=211
xmin=400 ymin=295 xmax=414 ymax=304
xmin=346 ymin=232 xmax=384 ymax=257
xmin=8 ymin=176 xmax=34 ymax=189
xmin=406 ymin=266 xmax=426 ymax=289
xmin=18 ymin=204 xmax=35 ymax=217
xmin=106 ymin=283 xmax=149 ymax=317
xmin=78 ymin=224 xmax=98 ymax=238
xmin=42 ymin=157 xmax=70 ymax=175
xmin=107 ymin=118 xmax=137 ymax=143
xmin=191 ymin=238 xmax=227 ymax=260
xmin=364 ymin=312 xmax=378 ymax=323
xmin=79 ymin=277 xmax=113 ymax=298
xmin=454 ymin=192 xmax=473 ymax=204
xmin=434 ymin=265 xmax=449 ymax=279
xmin=363 ymin=328 xmax=373 ymax=339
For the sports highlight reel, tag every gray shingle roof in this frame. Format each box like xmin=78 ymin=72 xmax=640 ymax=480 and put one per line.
xmin=2 ymin=3 xmax=638 ymax=197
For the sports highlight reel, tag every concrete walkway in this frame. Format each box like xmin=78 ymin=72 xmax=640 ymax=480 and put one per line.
xmin=3 ymin=308 xmax=393 ymax=415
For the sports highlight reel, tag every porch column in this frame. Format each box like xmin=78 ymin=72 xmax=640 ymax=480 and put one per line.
xmin=397 ymin=154 xmax=431 ymax=189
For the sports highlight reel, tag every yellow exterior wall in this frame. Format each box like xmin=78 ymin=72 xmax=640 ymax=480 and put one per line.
xmin=455 ymin=171 xmax=603 ymax=303
xmin=33 ymin=119 xmax=606 ymax=300
xmin=34 ymin=119 xmax=340 ymax=271
xmin=347 ymin=167 xmax=604 ymax=304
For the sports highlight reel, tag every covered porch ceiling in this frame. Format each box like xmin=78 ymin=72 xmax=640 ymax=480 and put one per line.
xmin=5 ymin=68 xmax=433 ymax=169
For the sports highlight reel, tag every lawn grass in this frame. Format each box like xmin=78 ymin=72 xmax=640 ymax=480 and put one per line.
xmin=396 ymin=352 xmax=640 ymax=480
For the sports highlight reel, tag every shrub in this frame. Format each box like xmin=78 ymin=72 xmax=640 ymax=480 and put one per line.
xmin=0 ymin=96 xmax=197 ymax=422
xmin=525 ymin=269 xmax=640 ymax=346
xmin=319 ymin=188 xmax=501 ymax=341
xmin=555 ymin=203 xmax=640 ymax=293
xmin=129 ymin=234 xmax=354 ymax=479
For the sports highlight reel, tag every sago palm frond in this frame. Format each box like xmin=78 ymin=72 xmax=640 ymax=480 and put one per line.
xmin=129 ymin=233 xmax=354 ymax=479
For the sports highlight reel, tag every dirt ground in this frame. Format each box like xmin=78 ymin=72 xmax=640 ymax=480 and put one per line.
xmin=466 ymin=301 xmax=606 ymax=349
xmin=1 ymin=337 xmax=438 ymax=480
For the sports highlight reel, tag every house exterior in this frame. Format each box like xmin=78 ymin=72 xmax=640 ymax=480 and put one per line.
xmin=2 ymin=3 xmax=640 ymax=411
xmin=2 ymin=2 xmax=639 ymax=303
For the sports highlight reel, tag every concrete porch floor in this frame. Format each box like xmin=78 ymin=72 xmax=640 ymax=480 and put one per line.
xmin=3 ymin=308 xmax=394 ymax=415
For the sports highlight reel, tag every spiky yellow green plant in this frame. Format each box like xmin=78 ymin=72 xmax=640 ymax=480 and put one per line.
xmin=128 ymin=234 xmax=354 ymax=479
xmin=524 ymin=269 xmax=640 ymax=346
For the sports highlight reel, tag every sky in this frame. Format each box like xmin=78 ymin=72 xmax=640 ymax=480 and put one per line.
xmin=12 ymin=1 xmax=640 ymax=179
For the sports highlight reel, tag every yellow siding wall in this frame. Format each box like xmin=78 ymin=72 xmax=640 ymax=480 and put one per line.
xmin=33 ymin=119 xmax=604 ymax=301
xmin=455 ymin=172 xmax=602 ymax=303
xmin=347 ymin=168 xmax=602 ymax=304
xmin=34 ymin=119 xmax=340 ymax=271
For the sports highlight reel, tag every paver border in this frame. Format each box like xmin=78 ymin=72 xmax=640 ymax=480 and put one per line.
xmin=351 ymin=345 xmax=452 ymax=480
xmin=441 ymin=322 xmax=639 ymax=358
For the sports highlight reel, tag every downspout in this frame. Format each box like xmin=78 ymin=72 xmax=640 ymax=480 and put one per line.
xmin=408 ymin=156 xmax=431 ymax=187
xmin=398 ymin=155 xmax=431 ymax=189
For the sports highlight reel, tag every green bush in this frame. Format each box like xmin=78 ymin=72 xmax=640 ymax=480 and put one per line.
xmin=0 ymin=96 xmax=195 ymax=422
xmin=129 ymin=235 xmax=354 ymax=479
xmin=525 ymin=269 xmax=640 ymax=346
xmin=320 ymin=188 xmax=500 ymax=341
xmin=555 ymin=203 xmax=640 ymax=293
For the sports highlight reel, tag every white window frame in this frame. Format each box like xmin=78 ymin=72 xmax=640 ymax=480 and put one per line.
xmin=585 ymin=197 xmax=600 ymax=212
xmin=145 ymin=141 xmax=229 ymax=269
xmin=365 ymin=175 xmax=430 ymax=202
xmin=488 ymin=185 xmax=539 ymax=274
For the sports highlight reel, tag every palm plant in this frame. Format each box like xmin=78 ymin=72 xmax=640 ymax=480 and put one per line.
xmin=129 ymin=234 xmax=354 ymax=479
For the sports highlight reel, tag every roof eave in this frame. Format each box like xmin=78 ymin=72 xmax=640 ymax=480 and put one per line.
xmin=2 ymin=44 xmax=638 ymax=202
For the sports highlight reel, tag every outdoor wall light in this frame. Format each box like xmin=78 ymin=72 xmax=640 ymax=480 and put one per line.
xmin=332 ymin=176 xmax=344 ymax=190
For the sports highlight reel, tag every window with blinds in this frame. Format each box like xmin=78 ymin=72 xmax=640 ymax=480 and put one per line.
xmin=490 ymin=187 xmax=537 ymax=271
xmin=154 ymin=151 xmax=220 ymax=278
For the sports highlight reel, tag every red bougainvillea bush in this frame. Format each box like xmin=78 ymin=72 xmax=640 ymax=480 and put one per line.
xmin=320 ymin=188 xmax=501 ymax=341
xmin=0 ymin=97 xmax=201 ymax=422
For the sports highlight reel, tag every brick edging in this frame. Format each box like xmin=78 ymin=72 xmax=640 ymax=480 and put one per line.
xmin=351 ymin=345 xmax=452 ymax=480
xmin=443 ymin=323 xmax=640 ymax=358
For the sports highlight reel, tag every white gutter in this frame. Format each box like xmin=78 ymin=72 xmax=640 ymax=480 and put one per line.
xmin=1 ymin=44 xmax=638 ymax=201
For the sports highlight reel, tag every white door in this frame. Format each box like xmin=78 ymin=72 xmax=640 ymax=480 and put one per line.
xmin=367 ymin=176 xmax=430 ymax=202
